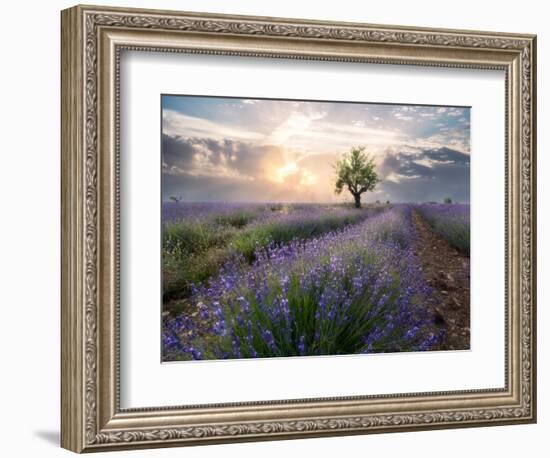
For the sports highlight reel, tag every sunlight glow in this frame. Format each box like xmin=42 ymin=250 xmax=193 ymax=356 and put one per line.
xmin=273 ymin=161 xmax=298 ymax=183
xmin=271 ymin=161 xmax=318 ymax=188
xmin=299 ymin=169 xmax=317 ymax=187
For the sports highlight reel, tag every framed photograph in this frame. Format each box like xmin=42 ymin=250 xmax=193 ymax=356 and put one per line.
xmin=61 ymin=4 xmax=537 ymax=453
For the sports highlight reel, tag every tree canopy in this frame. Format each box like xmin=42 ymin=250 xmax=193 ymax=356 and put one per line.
xmin=334 ymin=146 xmax=380 ymax=208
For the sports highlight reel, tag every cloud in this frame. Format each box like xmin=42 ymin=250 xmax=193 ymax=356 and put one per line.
xmin=162 ymin=109 xmax=264 ymax=142
xmin=162 ymin=135 xmax=287 ymax=180
xmin=280 ymin=119 xmax=403 ymax=154
xmin=447 ymin=109 xmax=463 ymax=117
xmin=162 ymin=134 xmax=320 ymax=192
xmin=375 ymin=147 xmax=470 ymax=202
xmin=394 ymin=113 xmax=414 ymax=121
xmin=404 ymin=127 xmax=470 ymax=154
xmin=162 ymin=134 xmax=195 ymax=171
xmin=267 ymin=110 xmax=327 ymax=145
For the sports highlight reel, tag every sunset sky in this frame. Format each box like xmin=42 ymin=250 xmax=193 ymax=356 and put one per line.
xmin=161 ymin=95 xmax=470 ymax=203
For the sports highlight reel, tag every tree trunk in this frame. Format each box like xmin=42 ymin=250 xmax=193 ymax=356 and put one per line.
xmin=353 ymin=193 xmax=361 ymax=208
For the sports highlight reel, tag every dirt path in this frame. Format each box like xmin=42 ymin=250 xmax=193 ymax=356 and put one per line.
xmin=412 ymin=211 xmax=470 ymax=351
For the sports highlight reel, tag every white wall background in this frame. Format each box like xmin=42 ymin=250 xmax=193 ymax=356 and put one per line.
xmin=0 ymin=0 xmax=546 ymax=456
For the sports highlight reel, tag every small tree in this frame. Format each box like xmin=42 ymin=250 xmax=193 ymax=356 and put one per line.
xmin=334 ymin=146 xmax=380 ymax=208
xmin=443 ymin=197 xmax=452 ymax=204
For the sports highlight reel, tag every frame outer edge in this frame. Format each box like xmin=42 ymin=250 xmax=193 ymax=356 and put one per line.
xmin=528 ymin=35 xmax=537 ymax=423
xmin=60 ymin=4 xmax=537 ymax=452
xmin=61 ymin=5 xmax=86 ymax=453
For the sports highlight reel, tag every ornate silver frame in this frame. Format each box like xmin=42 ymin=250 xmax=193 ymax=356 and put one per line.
xmin=61 ymin=4 xmax=537 ymax=453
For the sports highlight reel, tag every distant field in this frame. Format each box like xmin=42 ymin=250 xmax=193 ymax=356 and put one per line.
xmin=162 ymin=202 xmax=467 ymax=361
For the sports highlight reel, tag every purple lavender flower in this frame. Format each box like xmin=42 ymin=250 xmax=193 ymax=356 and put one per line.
xmin=261 ymin=329 xmax=277 ymax=353
xmin=298 ymin=335 xmax=306 ymax=355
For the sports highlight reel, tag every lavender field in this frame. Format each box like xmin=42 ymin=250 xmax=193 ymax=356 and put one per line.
xmin=162 ymin=202 xmax=470 ymax=361
xmin=161 ymin=95 xmax=472 ymax=360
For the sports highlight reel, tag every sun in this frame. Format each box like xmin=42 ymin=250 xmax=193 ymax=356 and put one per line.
xmin=273 ymin=161 xmax=299 ymax=183
xmin=271 ymin=161 xmax=317 ymax=187
xmin=299 ymin=169 xmax=317 ymax=186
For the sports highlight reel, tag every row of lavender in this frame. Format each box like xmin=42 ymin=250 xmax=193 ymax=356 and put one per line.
xmin=414 ymin=203 xmax=470 ymax=254
xmin=163 ymin=205 xmax=444 ymax=360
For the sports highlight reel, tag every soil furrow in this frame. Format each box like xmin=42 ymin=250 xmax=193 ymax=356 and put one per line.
xmin=412 ymin=211 xmax=470 ymax=350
